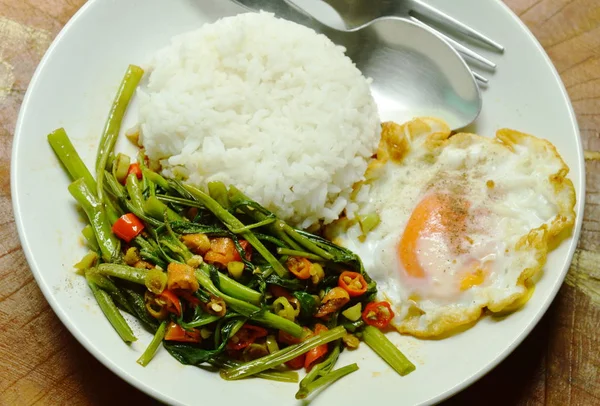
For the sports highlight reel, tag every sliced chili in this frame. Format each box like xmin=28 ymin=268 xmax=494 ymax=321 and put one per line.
xmin=286 ymin=257 xmax=312 ymax=280
xmin=111 ymin=213 xmax=144 ymax=242
xmin=227 ymin=324 xmax=268 ymax=351
xmin=127 ymin=162 xmax=143 ymax=179
xmin=304 ymin=324 xmax=329 ymax=371
xmin=158 ymin=289 xmax=182 ymax=316
xmin=179 ymin=292 xmax=202 ymax=307
xmin=269 ymin=285 xmax=293 ymax=300
xmin=285 ymin=353 xmax=306 ymax=370
xmin=164 ymin=322 xmax=201 ymax=343
xmin=362 ymin=301 xmax=394 ymax=329
xmin=338 ymin=271 xmax=368 ymax=297
xmin=278 ymin=327 xmax=311 ymax=346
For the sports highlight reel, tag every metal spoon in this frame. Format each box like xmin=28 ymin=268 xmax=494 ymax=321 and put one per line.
xmin=231 ymin=0 xmax=481 ymax=130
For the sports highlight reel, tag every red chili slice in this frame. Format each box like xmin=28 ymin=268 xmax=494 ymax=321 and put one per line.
xmin=338 ymin=271 xmax=368 ymax=297
xmin=227 ymin=324 xmax=268 ymax=351
xmin=111 ymin=213 xmax=144 ymax=242
xmin=362 ymin=301 xmax=394 ymax=329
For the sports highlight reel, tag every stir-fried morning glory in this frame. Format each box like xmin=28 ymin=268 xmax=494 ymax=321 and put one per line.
xmin=47 ymin=64 xmax=415 ymax=400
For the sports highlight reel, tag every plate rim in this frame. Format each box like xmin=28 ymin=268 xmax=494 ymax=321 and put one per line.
xmin=10 ymin=1 xmax=586 ymax=405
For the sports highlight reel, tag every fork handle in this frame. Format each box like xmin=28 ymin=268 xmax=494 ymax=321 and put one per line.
xmin=403 ymin=0 xmax=504 ymax=52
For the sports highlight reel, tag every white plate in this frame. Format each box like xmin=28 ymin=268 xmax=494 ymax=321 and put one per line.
xmin=11 ymin=0 xmax=585 ymax=405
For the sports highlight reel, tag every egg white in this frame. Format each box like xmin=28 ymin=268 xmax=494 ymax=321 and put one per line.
xmin=337 ymin=118 xmax=576 ymax=338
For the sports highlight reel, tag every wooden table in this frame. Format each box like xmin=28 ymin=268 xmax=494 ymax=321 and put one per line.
xmin=0 ymin=1 xmax=598 ymax=404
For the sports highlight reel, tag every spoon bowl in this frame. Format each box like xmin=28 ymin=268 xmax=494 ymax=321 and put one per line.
xmin=232 ymin=0 xmax=481 ymax=129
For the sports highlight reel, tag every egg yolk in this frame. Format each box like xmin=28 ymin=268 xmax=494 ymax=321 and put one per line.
xmin=398 ymin=193 xmax=470 ymax=278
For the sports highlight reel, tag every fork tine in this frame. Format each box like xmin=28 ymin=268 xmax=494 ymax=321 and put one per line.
xmin=408 ymin=0 xmax=504 ymax=52
xmin=472 ymin=71 xmax=488 ymax=84
xmin=408 ymin=16 xmax=496 ymax=69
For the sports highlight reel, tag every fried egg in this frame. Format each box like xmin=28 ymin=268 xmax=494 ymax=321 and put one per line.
xmin=336 ymin=117 xmax=576 ymax=338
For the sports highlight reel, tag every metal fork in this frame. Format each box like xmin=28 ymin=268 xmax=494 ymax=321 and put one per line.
xmin=289 ymin=0 xmax=504 ymax=82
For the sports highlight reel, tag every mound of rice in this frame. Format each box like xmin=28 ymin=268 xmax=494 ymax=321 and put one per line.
xmin=138 ymin=12 xmax=379 ymax=228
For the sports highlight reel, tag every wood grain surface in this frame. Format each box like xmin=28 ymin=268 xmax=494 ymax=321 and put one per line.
xmin=0 ymin=0 xmax=598 ymax=405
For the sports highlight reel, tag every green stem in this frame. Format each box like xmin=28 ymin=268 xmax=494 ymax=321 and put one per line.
xmin=74 ymin=251 xmax=99 ymax=273
xmin=208 ymin=181 xmax=230 ymax=209
xmin=361 ymin=326 xmax=415 ymax=376
xmin=126 ymin=173 xmax=144 ymax=213
xmin=103 ymin=169 xmax=126 ymax=199
xmin=195 ymin=270 xmax=302 ymax=337
xmin=81 ymin=224 xmax=100 ymax=252
xmin=230 ymin=217 xmax=276 ymax=234
xmin=85 ymin=269 xmax=134 ymax=314
xmin=142 ymin=167 xmax=170 ymax=191
xmin=144 ymin=195 xmax=183 ymax=222
xmin=184 ymin=184 xmax=289 ymax=278
xmin=97 ymin=263 xmax=147 ymax=285
xmin=181 ymin=314 xmax=221 ymax=329
xmin=250 ymin=370 xmax=299 ymax=383
xmin=134 ymin=236 xmax=167 ymax=269
xmin=156 ymin=195 xmax=205 ymax=209
xmin=276 ymin=248 xmax=324 ymax=261
xmin=227 ymin=186 xmax=302 ymax=250
xmin=120 ymin=285 xmax=159 ymax=331
xmin=104 ymin=197 xmax=121 ymax=224
xmin=103 ymin=171 xmax=162 ymax=227
xmin=220 ymin=326 xmax=346 ymax=380
xmin=213 ymin=358 xmax=298 ymax=383
xmin=295 ymin=363 xmax=359 ymax=399
xmin=87 ymin=279 xmax=136 ymax=343
xmin=137 ymin=321 xmax=167 ymax=366
xmin=199 ymin=263 xmax=261 ymax=306
xmin=283 ymin=225 xmax=334 ymax=260
xmin=95 ymin=65 xmax=144 ymax=204
xmin=47 ymin=128 xmax=97 ymax=193
xmin=68 ymin=178 xmax=119 ymax=262
xmin=297 ymin=341 xmax=341 ymax=395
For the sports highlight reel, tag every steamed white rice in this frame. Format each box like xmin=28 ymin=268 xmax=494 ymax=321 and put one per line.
xmin=138 ymin=12 xmax=379 ymax=227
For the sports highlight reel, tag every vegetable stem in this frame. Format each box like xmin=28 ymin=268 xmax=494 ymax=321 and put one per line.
xmin=220 ymin=326 xmax=346 ymax=380
xmin=227 ymin=186 xmax=302 ymax=250
xmin=137 ymin=321 xmax=167 ymax=366
xmin=361 ymin=325 xmax=415 ymax=376
xmin=283 ymin=225 xmax=334 ymax=260
xmin=81 ymin=224 xmax=100 ymax=252
xmin=144 ymin=195 xmax=183 ymax=222
xmin=199 ymin=263 xmax=261 ymax=306
xmin=97 ymin=263 xmax=147 ymax=285
xmin=276 ymin=248 xmax=324 ymax=261
xmin=213 ymin=358 xmax=299 ymax=383
xmin=295 ymin=363 xmax=359 ymax=399
xmin=141 ymin=167 xmax=170 ymax=190
xmin=95 ymin=65 xmax=144 ymax=202
xmin=68 ymin=178 xmax=119 ymax=262
xmin=181 ymin=314 xmax=221 ymax=329
xmin=184 ymin=184 xmax=289 ymax=277
xmin=87 ymin=279 xmax=136 ymax=343
xmin=47 ymin=128 xmax=96 ymax=193
xmin=85 ymin=269 xmax=134 ymax=314
xmin=195 ymin=269 xmax=302 ymax=337
xmin=126 ymin=173 xmax=144 ymax=213
xmin=297 ymin=341 xmax=341 ymax=395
